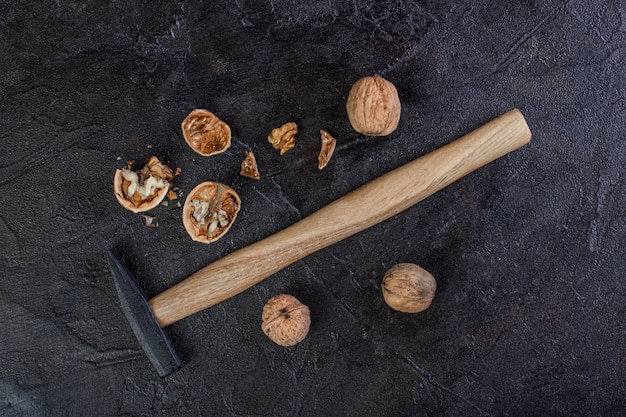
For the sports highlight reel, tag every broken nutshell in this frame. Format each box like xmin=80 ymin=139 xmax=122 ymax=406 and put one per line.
xmin=268 ymin=122 xmax=297 ymax=155
xmin=240 ymin=151 xmax=260 ymax=179
xmin=381 ymin=263 xmax=436 ymax=313
xmin=181 ymin=109 xmax=231 ymax=156
xmin=261 ymin=294 xmax=311 ymax=347
xmin=182 ymin=181 xmax=241 ymax=244
xmin=318 ymin=129 xmax=337 ymax=169
xmin=113 ymin=156 xmax=174 ymax=213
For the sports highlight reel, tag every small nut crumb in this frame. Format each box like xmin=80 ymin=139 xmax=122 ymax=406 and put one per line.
xmin=240 ymin=151 xmax=260 ymax=179
xmin=261 ymin=294 xmax=310 ymax=347
xmin=318 ymin=129 xmax=337 ymax=169
xmin=181 ymin=109 xmax=231 ymax=156
xmin=141 ymin=215 xmax=157 ymax=227
xmin=268 ymin=122 xmax=297 ymax=155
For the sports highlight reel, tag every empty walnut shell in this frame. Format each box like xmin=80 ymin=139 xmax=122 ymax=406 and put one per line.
xmin=268 ymin=122 xmax=297 ymax=155
xmin=182 ymin=181 xmax=241 ymax=244
xmin=382 ymin=263 xmax=436 ymax=313
xmin=113 ymin=156 xmax=174 ymax=213
xmin=318 ymin=129 xmax=337 ymax=169
xmin=181 ymin=109 xmax=231 ymax=156
xmin=346 ymin=74 xmax=401 ymax=136
xmin=261 ymin=294 xmax=311 ymax=347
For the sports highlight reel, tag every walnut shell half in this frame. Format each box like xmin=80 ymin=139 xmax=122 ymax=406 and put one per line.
xmin=182 ymin=181 xmax=241 ymax=244
xmin=346 ymin=74 xmax=401 ymax=136
xmin=181 ymin=109 xmax=231 ymax=156
xmin=113 ymin=156 xmax=174 ymax=213
xmin=261 ymin=294 xmax=311 ymax=347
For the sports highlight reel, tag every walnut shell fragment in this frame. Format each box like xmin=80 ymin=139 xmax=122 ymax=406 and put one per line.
xmin=261 ymin=294 xmax=311 ymax=347
xmin=318 ymin=129 xmax=337 ymax=169
xmin=268 ymin=122 xmax=297 ymax=155
xmin=182 ymin=181 xmax=241 ymax=244
xmin=181 ymin=109 xmax=231 ymax=156
xmin=113 ymin=156 xmax=174 ymax=213
xmin=240 ymin=151 xmax=260 ymax=179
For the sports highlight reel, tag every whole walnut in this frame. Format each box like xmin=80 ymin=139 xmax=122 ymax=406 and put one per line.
xmin=261 ymin=294 xmax=310 ymax=346
xmin=381 ymin=263 xmax=436 ymax=313
xmin=346 ymin=74 xmax=401 ymax=136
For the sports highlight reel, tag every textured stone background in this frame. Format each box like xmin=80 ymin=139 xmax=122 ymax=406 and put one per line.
xmin=1 ymin=1 xmax=625 ymax=416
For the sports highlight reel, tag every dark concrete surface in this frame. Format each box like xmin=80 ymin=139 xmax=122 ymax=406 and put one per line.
xmin=1 ymin=1 xmax=625 ymax=416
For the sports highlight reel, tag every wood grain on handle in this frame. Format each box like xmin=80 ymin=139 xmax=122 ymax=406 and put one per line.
xmin=149 ymin=109 xmax=531 ymax=327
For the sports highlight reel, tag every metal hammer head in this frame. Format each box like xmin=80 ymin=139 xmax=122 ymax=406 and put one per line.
xmin=106 ymin=249 xmax=182 ymax=377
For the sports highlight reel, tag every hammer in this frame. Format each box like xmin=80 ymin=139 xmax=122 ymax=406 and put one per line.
xmin=107 ymin=109 xmax=531 ymax=376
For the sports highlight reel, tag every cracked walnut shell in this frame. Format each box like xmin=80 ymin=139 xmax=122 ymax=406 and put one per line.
xmin=113 ymin=156 xmax=174 ymax=213
xmin=182 ymin=181 xmax=241 ymax=244
xmin=181 ymin=109 xmax=231 ymax=156
xmin=262 ymin=294 xmax=310 ymax=347
xmin=346 ymin=74 xmax=401 ymax=136
xmin=268 ymin=122 xmax=297 ymax=155
xmin=382 ymin=263 xmax=436 ymax=313
xmin=240 ymin=151 xmax=260 ymax=179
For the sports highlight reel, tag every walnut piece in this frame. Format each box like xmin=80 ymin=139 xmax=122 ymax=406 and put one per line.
xmin=381 ymin=263 xmax=436 ymax=313
xmin=113 ymin=156 xmax=174 ymax=213
xmin=346 ymin=74 xmax=401 ymax=136
xmin=181 ymin=109 xmax=231 ymax=156
xmin=318 ymin=129 xmax=336 ymax=169
xmin=268 ymin=122 xmax=297 ymax=155
xmin=182 ymin=181 xmax=241 ymax=244
xmin=240 ymin=151 xmax=260 ymax=179
xmin=261 ymin=294 xmax=311 ymax=347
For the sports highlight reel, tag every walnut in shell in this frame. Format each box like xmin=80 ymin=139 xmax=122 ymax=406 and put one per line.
xmin=182 ymin=181 xmax=241 ymax=244
xmin=318 ymin=129 xmax=336 ymax=169
xmin=261 ymin=294 xmax=310 ymax=347
xmin=268 ymin=122 xmax=297 ymax=155
xmin=113 ymin=156 xmax=174 ymax=213
xmin=346 ymin=74 xmax=401 ymax=136
xmin=381 ymin=263 xmax=436 ymax=313
xmin=181 ymin=109 xmax=231 ymax=156
xmin=240 ymin=151 xmax=260 ymax=179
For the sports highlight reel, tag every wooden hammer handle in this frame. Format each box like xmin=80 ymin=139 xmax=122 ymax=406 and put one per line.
xmin=149 ymin=109 xmax=531 ymax=327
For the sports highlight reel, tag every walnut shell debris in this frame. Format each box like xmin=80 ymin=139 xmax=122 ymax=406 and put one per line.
xmin=382 ymin=263 xmax=436 ymax=313
xmin=268 ymin=122 xmax=297 ymax=155
xmin=262 ymin=294 xmax=311 ymax=347
xmin=346 ymin=74 xmax=401 ymax=136
xmin=182 ymin=181 xmax=241 ymax=244
xmin=181 ymin=109 xmax=231 ymax=156
xmin=240 ymin=151 xmax=260 ymax=179
xmin=318 ymin=129 xmax=337 ymax=169
xmin=113 ymin=156 xmax=174 ymax=213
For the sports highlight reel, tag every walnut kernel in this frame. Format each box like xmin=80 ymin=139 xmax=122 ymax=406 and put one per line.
xmin=181 ymin=109 xmax=231 ymax=156
xmin=346 ymin=75 xmax=401 ymax=136
xmin=268 ymin=122 xmax=297 ymax=155
xmin=381 ymin=263 xmax=436 ymax=313
xmin=261 ymin=294 xmax=311 ymax=347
